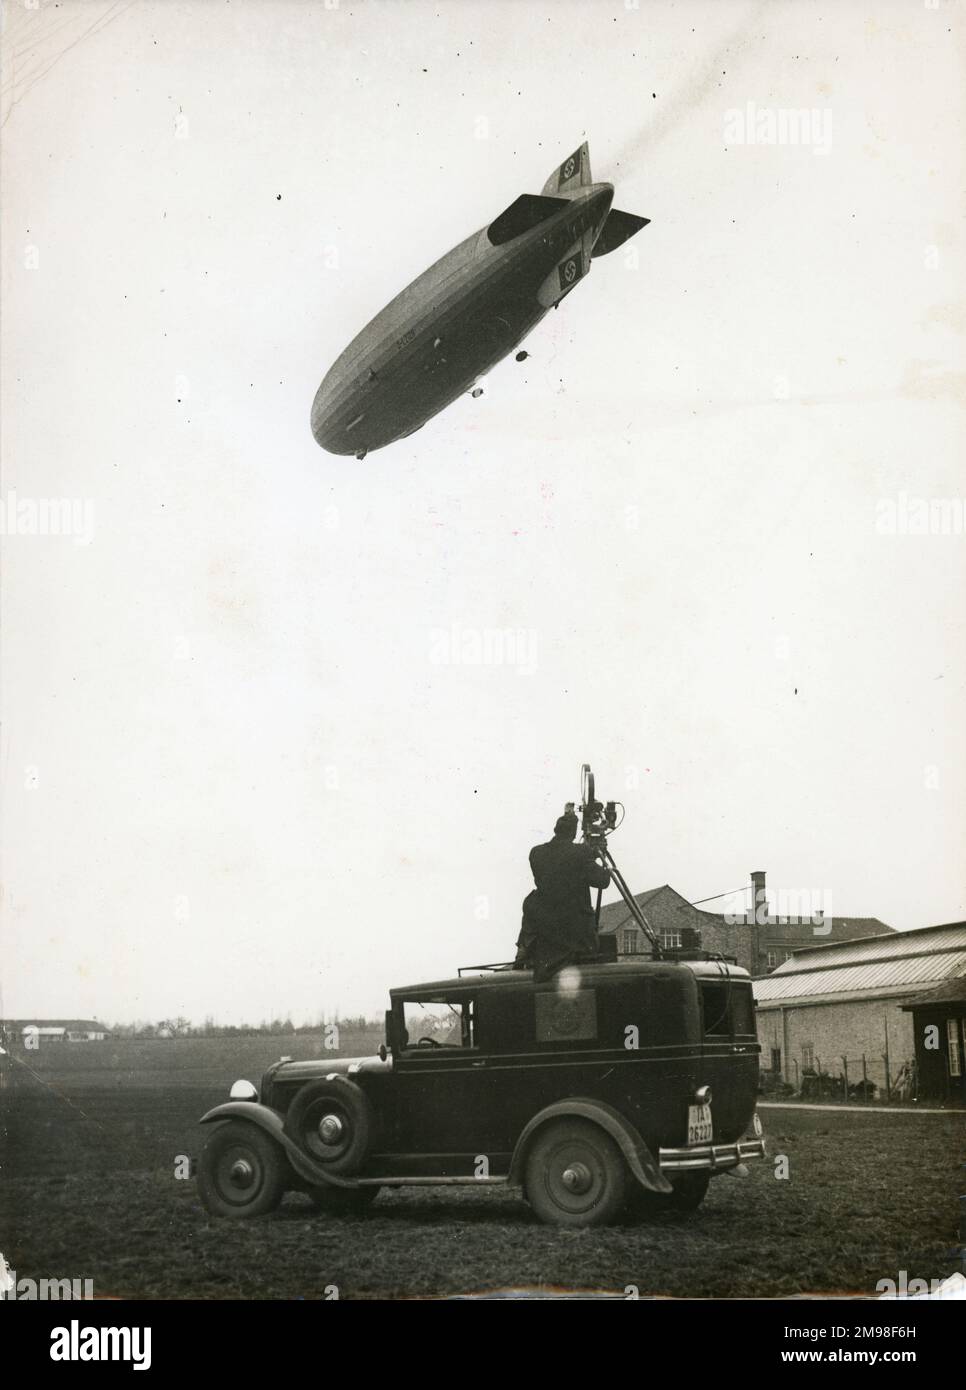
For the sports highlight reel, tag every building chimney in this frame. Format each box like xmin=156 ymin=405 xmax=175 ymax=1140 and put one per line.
xmin=751 ymin=870 xmax=767 ymax=923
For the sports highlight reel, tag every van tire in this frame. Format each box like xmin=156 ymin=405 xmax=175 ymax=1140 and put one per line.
xmin=283 ymin=1079 xmax=372 ymax=1175
xmin=668 ymin=1171 xmax=710 ymax=1211
xmin=625 ymin=1170 xmax=711 ymax=1221
xmin=524 ymin=1118 xmax=627 ymax=1228
xmin=198 ymin=1120 xmax=287 ymax=1219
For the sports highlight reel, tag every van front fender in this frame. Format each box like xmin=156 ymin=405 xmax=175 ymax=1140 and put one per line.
xmin=199 ymin=1101 xmax=360 ymax=1190
xmin=509 ymin=1097 xmax=673 ymax=1195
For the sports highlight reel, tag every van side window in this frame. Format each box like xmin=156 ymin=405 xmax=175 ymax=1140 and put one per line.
xmin=401 ymin=998 xmax=474 ymax=1049
xmin=701 ymin=982 xmax=731 ymax=1036
xmin=701 ymin=980 xmax=756 ymax=1037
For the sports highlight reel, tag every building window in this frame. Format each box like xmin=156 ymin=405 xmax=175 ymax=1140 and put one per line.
xmin=660 ymin=929 xmax=682 ymax=949
xmin=771 ymin=1047 xmax=782 ymax=1073
xmin=802 ymin=1043 xmax=815 ymax=1071
xmin=619 ymin=929 xmax=638 ymax=955
xmin=948 ymin=1018 xmax=963 ymax=1079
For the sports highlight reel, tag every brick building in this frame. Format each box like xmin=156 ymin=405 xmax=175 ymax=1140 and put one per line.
xmin=753 ymin=921 xmax=966 ymax=1098
xmin=598 ymin=870 xmax=891 ymax=976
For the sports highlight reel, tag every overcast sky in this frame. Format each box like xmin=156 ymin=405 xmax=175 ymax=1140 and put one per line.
xmin=1 ymin=0 xmax=964 ymax=1026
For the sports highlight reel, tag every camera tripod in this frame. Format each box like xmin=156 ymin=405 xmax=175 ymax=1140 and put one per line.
xmin=579 ymin=764 xmax=662 ymax=959
xmin=588 ymin=842 xmax=662 ymax=957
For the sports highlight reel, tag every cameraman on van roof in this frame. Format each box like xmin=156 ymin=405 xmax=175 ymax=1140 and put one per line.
xmin=514 ymin=808 xmax=611 ymax=981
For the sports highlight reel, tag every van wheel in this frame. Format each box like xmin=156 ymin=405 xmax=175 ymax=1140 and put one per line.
xmin=283 ymin=1078 xmax=372 ymax=1175
xmin=625 ymin=1171 xmax=711 ymax=1221
xmin=668 ymin=1171 xmax=710 ymax=1211
xmin=524 ymin=1119 xmax=627 ymax=1228
xmin=198 ymin=1120 xmax=287 ymax=1219
xmin=307 ymin=1185 xmax=380 ymax=1216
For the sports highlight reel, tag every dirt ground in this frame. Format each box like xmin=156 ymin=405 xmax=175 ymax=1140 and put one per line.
xmin=1 ymin=1044 xmax=962 ymax=1300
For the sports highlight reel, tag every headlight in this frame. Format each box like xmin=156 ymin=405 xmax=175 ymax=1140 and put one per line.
xmin=229 ymin=1079 xmax=258 ymax=1101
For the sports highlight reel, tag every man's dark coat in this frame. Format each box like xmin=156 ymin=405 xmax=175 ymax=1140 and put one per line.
xmin=517 ymin=835 xmax=611 ymax=980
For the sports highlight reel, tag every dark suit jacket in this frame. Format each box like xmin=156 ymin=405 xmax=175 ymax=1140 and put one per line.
xmin=517 ymin=836 xmax=611 ymax=977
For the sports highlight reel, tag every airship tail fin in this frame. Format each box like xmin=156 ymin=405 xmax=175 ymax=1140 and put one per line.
xmin=541 ymin=141 xmax=592 ymax=196
xmin=592 ymin=208 xmax=650 ymax=257
xmin=536 ymin=240 xmax=589 ymax=308
xmin=487 ymin=193 xmax=569 ymax=246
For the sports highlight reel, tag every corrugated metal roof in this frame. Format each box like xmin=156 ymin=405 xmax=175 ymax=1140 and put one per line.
xmin=755 ymin=951 xmax=966 ymax=1004
xmin=758 ymin=987 xmax=924 ymax=1009
xmin=770 ymin=923 xmax=966 ymax=973
xmin=901 ymin=976 xmax=966 ymax=1008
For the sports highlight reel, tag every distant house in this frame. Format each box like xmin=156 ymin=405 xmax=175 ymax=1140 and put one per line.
xmin=26 ymin=1026 xmax=69 ymax=1044
xmin=754 ymin=921 xmax=966 ymax=1098
xmin=0 ymin=1018 xmax=112 ymax=1045
xmin=598 ymin=870 xmax=892 ymax=976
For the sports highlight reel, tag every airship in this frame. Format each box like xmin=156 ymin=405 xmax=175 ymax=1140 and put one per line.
xmin=310 ymin=143 xmax=648 ymax=457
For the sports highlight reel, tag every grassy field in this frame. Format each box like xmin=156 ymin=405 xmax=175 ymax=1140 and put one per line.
xmin=0 ymin=1029 xmax=386 ymax=1088
xmin=1 ymin=1039 xmax=962 ymax=1300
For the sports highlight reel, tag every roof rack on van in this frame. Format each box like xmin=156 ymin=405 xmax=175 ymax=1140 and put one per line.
xmin=457 ymin=961 xmax=517 ymax=976
xmin=662 ymin=948 xmax=738 ymax=965
xmin=458 ymin=948 xmax=738 ymax=977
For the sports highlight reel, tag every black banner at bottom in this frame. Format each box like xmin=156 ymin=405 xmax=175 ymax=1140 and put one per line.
xmin=2 ymin=1294 xmax=962 ymax=1373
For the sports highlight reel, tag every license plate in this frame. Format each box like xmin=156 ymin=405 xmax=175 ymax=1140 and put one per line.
xmin=687 ymin=1103 xmax=713 ymax=1145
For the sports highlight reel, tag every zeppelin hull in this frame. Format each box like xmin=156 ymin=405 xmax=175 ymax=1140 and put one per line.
xmin=311 ymin=234 xmax=559 ymax=455
xmin=310 ymin=146 xmax=647 ymax=456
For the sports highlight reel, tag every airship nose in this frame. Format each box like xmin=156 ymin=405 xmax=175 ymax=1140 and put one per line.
xmin=311 ymin=372 xmax=352 ymax=454
xmin=311 ymin=377 xmax=331 ymax=446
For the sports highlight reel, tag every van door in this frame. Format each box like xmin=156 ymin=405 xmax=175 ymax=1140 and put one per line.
xmin=388 ymin=993 xmax=494 ymax=1170
xmin=699 ymin=977 xmax=760 ymax=1142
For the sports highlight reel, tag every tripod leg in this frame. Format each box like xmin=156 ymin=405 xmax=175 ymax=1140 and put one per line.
xmin=602 ymin=848 xmax=661 ymax=956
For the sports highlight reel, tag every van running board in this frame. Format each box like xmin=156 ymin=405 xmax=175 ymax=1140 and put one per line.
xmin=354 ymin=1174 xmax=511 ymax=1187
